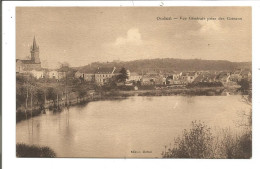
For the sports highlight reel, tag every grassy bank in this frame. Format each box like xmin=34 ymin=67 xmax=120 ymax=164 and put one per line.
xmin=16 ymin=143 xmax=56 ymax=157
xmin=103 ymin=87 xmax=225 ymax=97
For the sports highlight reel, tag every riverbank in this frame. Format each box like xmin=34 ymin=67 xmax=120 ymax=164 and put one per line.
xmin=16 ymin=86 xmax=240 ymax=123
xmin=104 ymin=87 xmax=226 ymax=97
xmin=16 ymin=143 xmax=56 ymax=157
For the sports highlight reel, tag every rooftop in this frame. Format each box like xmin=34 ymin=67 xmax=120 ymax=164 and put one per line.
xmin=95 ymin=67 xmax=116 ymax=74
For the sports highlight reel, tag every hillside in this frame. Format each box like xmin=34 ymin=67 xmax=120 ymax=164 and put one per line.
xmin=74 ymin=58 xmax=251 ymax=73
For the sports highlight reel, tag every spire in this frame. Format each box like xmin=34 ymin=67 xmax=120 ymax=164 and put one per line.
xmin=30 ymin=35 xmax=40 ymax=63
xmin=32 ymin=36 xmax=37 ymax=50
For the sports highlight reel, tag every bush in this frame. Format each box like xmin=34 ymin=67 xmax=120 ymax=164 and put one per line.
xmin=162 ymin=121 xmax=252 ymax=159
xmin=218 ymin=129 xmax=251 ymax=159
xmin=237 ymin=79 xmax=251 ymax=95
xmin=162 ymin=121 xmax=214 ymax=158
xmin=16 ymin=143 xmax=56 ymax=158
xmin=116 ymin=85 xmax=134 ymax=91
xmin=138 ymin=85 xmax=155 ymax=90
xmin=187 ymin=82 xmax=223 ymax=88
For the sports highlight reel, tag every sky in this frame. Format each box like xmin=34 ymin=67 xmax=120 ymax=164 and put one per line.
xmin=16 ymin=7 xmax=251 ymax=68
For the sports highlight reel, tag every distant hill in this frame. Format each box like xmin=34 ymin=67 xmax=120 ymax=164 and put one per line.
xmin=74 ymin=58 xmax=251 ymax=74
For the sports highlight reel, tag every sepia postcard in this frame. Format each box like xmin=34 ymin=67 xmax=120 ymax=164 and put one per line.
xmin=15 ymin=6 xmax=252 ymax=158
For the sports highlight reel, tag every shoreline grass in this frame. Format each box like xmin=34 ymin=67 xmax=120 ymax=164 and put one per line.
xmin=16 ymin=143 xmax=56 ymax=158
xmin=162 ymin=121 xmax=252 ymax=159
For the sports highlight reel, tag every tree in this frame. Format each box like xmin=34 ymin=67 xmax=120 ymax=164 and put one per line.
xmin=59 ymin=62 xmax=70 ymax=68
xmin=163 ymin=119 xmax=252 ymax=159
xmin=77 ymin=85 xmax=87 ymax=100
xmin=237 ymin=79 xmax=251 ymax=94
xmin=16 ymin=85 xmax=27 ymax=108
xmin=117 ymin=67 xmax=128 ymax=83
xmin=34 ymin=88 xmax=45 ymax=107
xmin=46 ymin=87 xmax=57 ymax=103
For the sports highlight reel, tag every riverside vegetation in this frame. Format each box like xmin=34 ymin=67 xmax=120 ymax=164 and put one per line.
xmin=162 ymin=121 xmax=251 ymax=158
xmin=16 ymin=143 xmax=56 ymax=157
xmin=16 ymin=72 xmax=246 ymax=123
xmin=162 ymin=93 xmax=252 ymax=159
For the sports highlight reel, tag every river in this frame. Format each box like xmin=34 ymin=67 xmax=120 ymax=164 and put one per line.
xmin=16 ymin=95 xmax=250 ymax=158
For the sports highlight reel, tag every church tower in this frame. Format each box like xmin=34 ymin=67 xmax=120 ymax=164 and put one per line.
xmin=30 ymin=36 xmax=40 ymax=63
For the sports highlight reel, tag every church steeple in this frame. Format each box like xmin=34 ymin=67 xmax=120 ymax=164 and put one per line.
xmin=30 ymin=36 xmax=40 ymax=63
xmin=32 ymin=36 xmax=38 ymax=50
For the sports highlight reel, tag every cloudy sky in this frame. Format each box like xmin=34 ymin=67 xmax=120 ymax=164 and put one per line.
xmin=16 ymin=7 xmax=251 ymax=68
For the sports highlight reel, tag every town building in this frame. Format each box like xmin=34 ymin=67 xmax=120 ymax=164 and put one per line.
xmin=94 ymin=67 xmax=117 ymax=85
xmin=29 ymin=69 xmax=45 ymax=79
xmin=217 ymin=72 xmax=231 ymax=83
xmin=141 ymin=75 xmax=154 ymax=86
xmin=16 ymin=36 xmax=41 ymax=73
xmin=128 ymin=72 xmax=142 ymax=82
xmin=240 ymin=69 xmax=252 ymax=80
xmin=48 ymin=70 xmax=59 ymax=79
xmin=75 ymin=69 xmax=95 ymax=82
xmin=57 ymin=66 xmax=70 ymax=80
xmin=181 ymin=72 xmax=198 ymax=84
xmin=230 ymin=69 xmax=242 ymax=82
xmin=169 ymin=72 xmax=183 ymax=85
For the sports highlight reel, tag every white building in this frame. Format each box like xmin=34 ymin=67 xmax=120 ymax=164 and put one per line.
xmin=75 ymin=70 xmax=95 ymax=82
xmin=30 ymin=69 xmax=45 ymax=79
xmin=48 ymin=70 xmax=59 ymax=79
xmin=129 ymin=72 xmax=142 ymax=82
xmin=94 ymin=67 xmax=116 ymax=85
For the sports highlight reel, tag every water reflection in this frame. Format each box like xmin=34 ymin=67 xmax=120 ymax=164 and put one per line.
xmin=16 ymin=96 xmax=250 ymax=158
xmin=185 ymin=96 xmax=195 ymax=104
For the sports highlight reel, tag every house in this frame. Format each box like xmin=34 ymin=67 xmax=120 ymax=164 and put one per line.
xmin=171 ymin=72 xmax=183 ymax=85
xmin=129 ymin=72 xmax=142 ymax=82
xmin=48 ymin=70 xmax=59 ymax=79
xmin=95 ymin=67 xmax=116 ymax=85
xmin=74 ymin=67 xmax=132 ymax=85
xmin=75 ymin=69 xmax=95 ymax=82
xmin=230 ymin=69 xmax=242 ymax=82
xmin=172 ymin=72 xmax=182 ymax=80
xmin=30 ymin=69 xmax=45 ymax=79
xmin=240 ymin=69 xmax=252 ymax=80
xmin=140 ymin=74 xmax=166 ymax=86
xmin=181 ymin=72 xmax=198 ymax=84
xmin=193 ymin=72 xmax=218 ymax=83
xmin=217 ymin=72 xmax=230 ymax=83
xmin=154 ymin=75 xmax=167 ymax=85
xmin=141 ymin=76 xmax=154 ymax=86
xmin=166 ymin=75 xmax=174 ymax=85
xmin=204 ymin=74 xmax=217 ymax=83
xmin=58 ymin=72 xmax=66 ymax=80
xmin=16 ymin=59 xmax=40 ymax=73
xmin=56 ymin=66 xmax=70 ymax=80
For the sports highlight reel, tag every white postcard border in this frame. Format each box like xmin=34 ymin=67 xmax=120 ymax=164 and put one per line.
xmin=2 ymin=1 xmax=260 ymax=169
